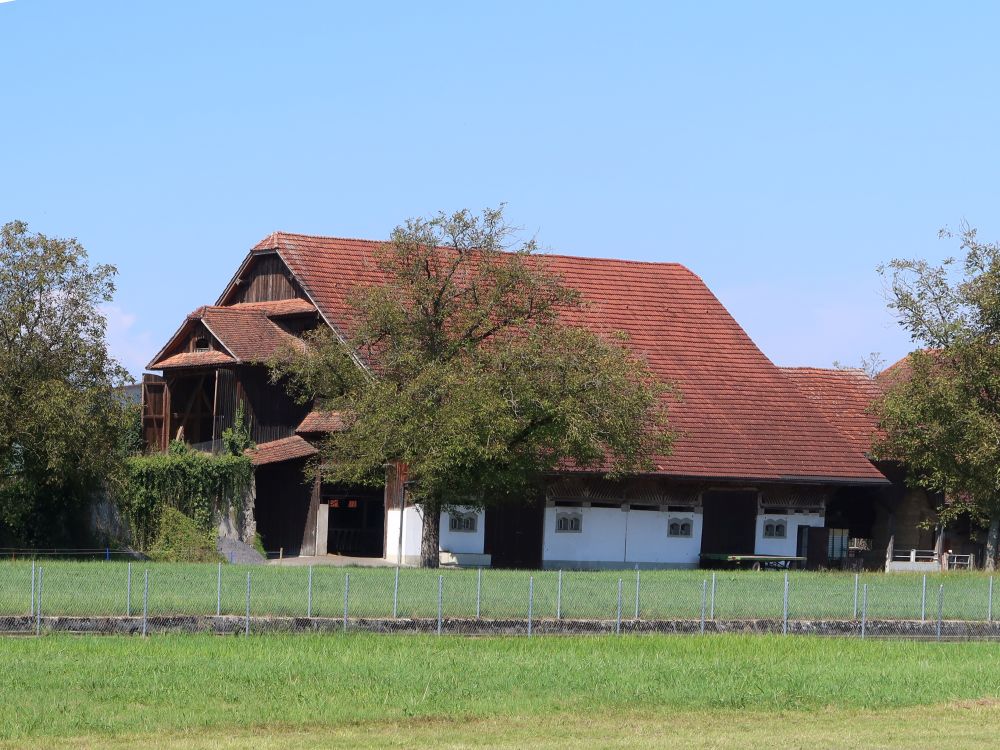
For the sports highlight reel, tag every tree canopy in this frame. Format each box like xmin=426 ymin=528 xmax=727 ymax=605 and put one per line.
xmin=0 ymin=221 xmax=132 ymax=546
xmin=271 ymin=207 xmax=675 ymax=566
xmin=875 ymin=226 xmax=1000 ymax=568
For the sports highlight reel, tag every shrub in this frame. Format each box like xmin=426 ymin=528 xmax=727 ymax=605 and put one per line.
xmin=147 ymin=506 xmax=220 ymax=563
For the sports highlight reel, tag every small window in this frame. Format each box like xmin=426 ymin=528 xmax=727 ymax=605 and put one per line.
xmin=668 ymin=517 xmax=693 ymax=537
xmin=556 ymin=512 xmax=582 ymax=533
xmin=194 ymin=336 xmax=210 ymax=352
xmin=448 ymin=512 xmax=477 ymax=533
xmin=764 ymin=521 xmax=787 ymax=539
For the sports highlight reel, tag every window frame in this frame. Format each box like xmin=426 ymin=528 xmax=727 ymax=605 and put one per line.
xmin=447 ymin=512 xmax=478 ymax=533
xmin=555 ymin=511 xmax=583 ymax=533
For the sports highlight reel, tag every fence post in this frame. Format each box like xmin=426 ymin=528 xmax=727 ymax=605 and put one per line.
xmin=921 ymin=574 xmax=927 ymax=623
xmin=616 ymin=578 xmax=623 ymax=635
xmin=634 ymin=567 xmax=641 ymax=620
xmin=528 ymin=576 xmax=534 ymax=637
xmin=30 ymin=560 xmax=35 ymax=617
xmin=307 ymin=565 xmax=313 ymax=618
xmin=556 ymin=570 xmax=563 ymax=620
xmin=936 ymin=584 xmax=944 ymax=641
xmin=142 ymin=570 xmax=149 ymax=638
xmin=216 ymin=562 xmax=222 ymax=617
xmin=393 ymin=566 xmax=400 ymax=619
xmin=476 ymin=567 xmax=482 ymax=620
xmin=989 ymin=576 xmax=994 ymax=624
xmin=700 ymin=579 xmax=707 ymax=635
xmin=35 ymin=566 xmax=43 ymax=637
xmin=782 ymin=571 xmax=789 ymax=636
xmin=860 ymin=583 xmax=868 ymax=639
xmin=126 ymin=562 xmax=132 ymax=617
xmin=244 ymin=571 xmax=251 ymax=636
xmin=437 ymin=575 xmax=443 ymax=636
xmin=853 ymin=573 xmax=859 ymax=620
xmin=343 ymin=572 xmax=350 ymax=633
xmin=710 ymin=572 xmax=717 ymax=620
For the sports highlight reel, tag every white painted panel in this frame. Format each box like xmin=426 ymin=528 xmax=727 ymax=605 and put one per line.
xmin=439 ymin=507 xmax=485 ymax=554
xmin=384 ymin=506 xmax=423 ymax=563
xmin=625 ymin=509 xmax=702 ymax=566
xmin=754 ymin=513 xmax=824 ymax=557
xmin=542 ymin=506 xmax=627 ymax=564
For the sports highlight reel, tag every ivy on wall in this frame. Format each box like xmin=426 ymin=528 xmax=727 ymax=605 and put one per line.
xmin=119 ymin=441 xmax=253 ymax=550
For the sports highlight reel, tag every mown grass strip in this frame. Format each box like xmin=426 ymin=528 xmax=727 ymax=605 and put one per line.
xmin=1 ymin=634 xmax=999 ymax=743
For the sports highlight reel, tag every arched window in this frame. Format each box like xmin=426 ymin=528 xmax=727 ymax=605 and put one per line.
xmin=668 ymin=517 xmax=693 ymax=538
xmin=448 ymin=512 xmax=477 ymax=533
xmin=556 ymin=512 xmax=582 ymax=533
xmin=763 ymin=521 xmax=786 ymax=539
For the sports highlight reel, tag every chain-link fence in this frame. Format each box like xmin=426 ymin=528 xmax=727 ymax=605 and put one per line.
xmin=3 ymin=561 xmax=999 ymax=639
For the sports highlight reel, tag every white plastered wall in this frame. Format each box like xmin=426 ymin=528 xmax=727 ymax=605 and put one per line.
xmin=384 ymin=505 xmax=423 ymax=565
xmin=542 ymin=505 xmax=703 ymax=569
xmin=439 ymin=507 xmax=486 ymax=555
xmin=754 ymin=512 xmax=825 ymax=556
xmin=384 ymin=506 xmax=486 ymax=564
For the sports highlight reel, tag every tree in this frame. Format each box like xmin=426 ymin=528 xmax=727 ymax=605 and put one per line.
xmin=272 ymin=207 xmax=675 ymax=567
xmin=0 ymin=221 xmax=131 ymax=546
xmin=875 ymin=226 xmax=1000 ymax=569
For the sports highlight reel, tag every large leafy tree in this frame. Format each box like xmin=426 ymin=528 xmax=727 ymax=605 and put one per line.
xmin=272 ymin=208 xmax=674 ymax=567
xmin=875 ymin=227 xmax=1000 ymax=569
xmin=0 ymin=221 xmax=132 ymax=546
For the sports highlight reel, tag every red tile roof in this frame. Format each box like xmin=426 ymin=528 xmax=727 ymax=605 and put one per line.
xmin=247 ymin=435 xmax=318 ymax=466
xmin=238 ymin=232 xmax=887 ymax=484
xmin=222 ymin=298 xmax=317 ymax=317
xmin=198 ymin=306 xmax=305 ymax=362
xmin=296 ymin=411 xmax=347 ymax=434
xmin=151 ymin=350 xmax=236 ymax=369
xmin=781 ymin=367 xmax=882 ymax=454
xmin=148 ymin=302 xmax=308 ymax=369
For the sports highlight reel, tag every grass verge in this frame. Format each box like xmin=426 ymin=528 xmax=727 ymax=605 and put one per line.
xmin=1 ymin=633 xmax=999 ymax=747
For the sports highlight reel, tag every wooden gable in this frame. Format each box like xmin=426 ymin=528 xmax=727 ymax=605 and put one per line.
xmin=219 ymin=252 xmax=307 ymax=306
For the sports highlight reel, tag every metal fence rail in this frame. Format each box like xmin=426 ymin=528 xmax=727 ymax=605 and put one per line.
xmin=3 ymin=561 xmax=1000 ymax=640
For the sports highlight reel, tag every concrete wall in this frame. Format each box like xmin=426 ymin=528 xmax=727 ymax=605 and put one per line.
xmin=542 ymin=505 xmax=702 ymax=569
xmin=754 ymin=512 xmax=824 ymax=557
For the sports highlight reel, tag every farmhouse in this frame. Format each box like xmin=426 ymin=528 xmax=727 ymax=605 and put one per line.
xmin=143 ymin=232 xmax=896 ymax=569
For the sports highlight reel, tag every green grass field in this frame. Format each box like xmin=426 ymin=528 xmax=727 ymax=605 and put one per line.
xmin=1 ymin=634 xmax=999 ymax=748
xmin=2 ymin=559 xmax=998 ymax=622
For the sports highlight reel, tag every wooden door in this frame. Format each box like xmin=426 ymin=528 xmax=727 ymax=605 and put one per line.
xmin=700 ymin=491 xmax=757 ymax=556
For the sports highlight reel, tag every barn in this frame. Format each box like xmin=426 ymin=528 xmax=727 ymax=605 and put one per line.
xmin=143 ymin=232 xmax=892 ymax=569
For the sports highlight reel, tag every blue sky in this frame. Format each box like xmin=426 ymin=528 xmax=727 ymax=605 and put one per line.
xmin=2 ymin=1 xmax=999 ymax=378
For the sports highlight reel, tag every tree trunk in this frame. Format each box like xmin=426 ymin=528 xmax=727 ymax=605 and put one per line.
xmin=420 ymin=503 xmax=441 ymax=568
xmin=985 ymin=513 xmax=1000 ymax=571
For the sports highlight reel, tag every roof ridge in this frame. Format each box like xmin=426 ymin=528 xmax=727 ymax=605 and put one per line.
xmin=254 ymin=230 xmax=691 ymax=270
xmin=781 ymin=365 xmax=870 ymax=376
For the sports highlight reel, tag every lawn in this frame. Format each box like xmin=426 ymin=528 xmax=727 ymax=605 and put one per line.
xmin=1 ymin=634 xmax=999 ymax=749
xmin=1 ymin=559 xmax=998 ymax=622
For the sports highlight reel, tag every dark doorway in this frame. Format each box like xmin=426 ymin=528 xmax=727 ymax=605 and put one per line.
xmin=798 ymin=525 xmax=829 ymax=569
xmin=325 ymin=487 xmax=385 ymax=557
xmin=700 ymin=491 xmax=757 ymax=556
xmin=254 ymin=459 xmax=313 ymax=555
xmin=484 ymin=500 xmax=545 ymax=569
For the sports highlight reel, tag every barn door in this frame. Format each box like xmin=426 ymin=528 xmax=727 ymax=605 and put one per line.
xmin=700 ymin=491 xmax=757 ymax=556
xmin=141 ymin=374 xmax=169 ymax=452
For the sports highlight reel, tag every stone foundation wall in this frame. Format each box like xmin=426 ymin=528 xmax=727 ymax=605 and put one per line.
xmin=5 ymin=615 xmax=1000 ymax=640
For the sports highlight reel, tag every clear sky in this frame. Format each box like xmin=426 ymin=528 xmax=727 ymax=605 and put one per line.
xmin=3 ymin=1 xmax=999 ymax=378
